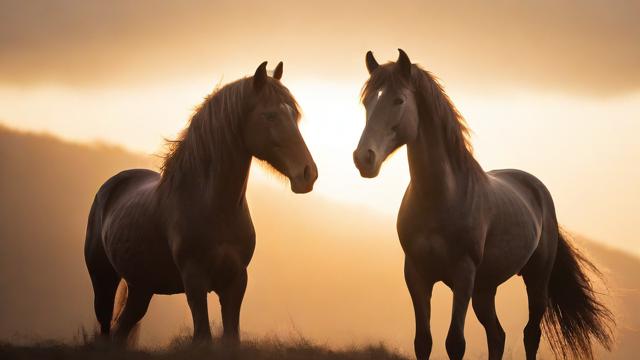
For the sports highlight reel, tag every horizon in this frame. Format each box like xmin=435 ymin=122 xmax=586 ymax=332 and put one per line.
xmin=1 ymin=80 xmax=638 ymax=256
xmin=1 ymin=118 xmax=638 ymax=260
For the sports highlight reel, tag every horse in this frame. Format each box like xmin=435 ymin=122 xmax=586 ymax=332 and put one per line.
xmin=353 ymin=49 xmax=613 ymax=360
xmin=84 ymin=61 xmax=318 ymax=344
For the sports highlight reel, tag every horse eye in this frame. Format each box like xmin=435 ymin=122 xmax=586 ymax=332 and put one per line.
xmin=263 ymin=112 xmax=278 ymax=121
xmin=393 ymin=98 xmax=405 ymax=105
xmin=391 ymin=125 xmax=400 ymax=132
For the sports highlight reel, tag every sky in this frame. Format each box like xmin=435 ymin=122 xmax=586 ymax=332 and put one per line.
xmin=0 ymin=0 xmax=639 ymax=255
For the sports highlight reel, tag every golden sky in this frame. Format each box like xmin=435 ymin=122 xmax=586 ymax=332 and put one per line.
xmin=2 ymin=0 xmax=639 ymax=93
xmin=0 ymin=0 xmax=639 ymax=254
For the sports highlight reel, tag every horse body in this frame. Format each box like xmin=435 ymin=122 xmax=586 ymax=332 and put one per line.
xmin=355 ymin=50 xmax=613 ymax=360
xmin=86 ymin=153 xmax=257 ymax=343
xmin=85 ymin=61 xmax=317 ymax=344
xmin=398 ymin=169 xmax=550 ymax=289
xmin=89 ymin=166 xmax=256 ymax=296
xmin=94 ymin=169 xmax=183 ymax=295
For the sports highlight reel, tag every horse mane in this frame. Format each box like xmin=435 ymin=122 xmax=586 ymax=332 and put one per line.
xmin=361 ymin=63 xmax=483 ymax=178
xmin=160 ymin=76 xmax=300 ymax=188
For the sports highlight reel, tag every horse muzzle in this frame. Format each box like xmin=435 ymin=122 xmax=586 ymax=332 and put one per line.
xmin=289 ymin=162 xmax=318 ymax=194
xmin=353 ymin=147 xmax=382 ymax=178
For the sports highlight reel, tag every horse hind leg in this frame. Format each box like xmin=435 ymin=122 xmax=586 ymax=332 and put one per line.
xmin=520 ymin=230 xmax=555 ymax=359
xmin=521 ymin=240 xmax=553 ymax=360
xmin=472 ymin=287 xmax=506 ymax=360
xmin=112 ymin=285 xmax=153 ymax=345
xmin=522 ymin=275 xmax=548 ymax=360
xmin=88 ymin=268 xmax=120 ymax=338
xmin=85 ymin=228 xmax=120 ymax=339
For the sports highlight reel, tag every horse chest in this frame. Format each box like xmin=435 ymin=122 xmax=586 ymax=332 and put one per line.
xmin=168 ymin=213 xmax=256 ymax=287
xmin=400 ymin=223 xmax=452 ymax=259
xmin=398 ymin=200 xmax=482 ymax=279
xmin=204 ymin=218 xmax=256 ymax=265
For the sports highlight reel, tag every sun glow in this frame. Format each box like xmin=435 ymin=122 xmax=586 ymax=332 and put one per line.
xmin=249 ymin=79 xmax=411 ymax=214
xmin=281 ymin=79 xmax=410 ymax=212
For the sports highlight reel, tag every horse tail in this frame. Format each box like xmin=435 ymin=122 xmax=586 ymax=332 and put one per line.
xmin=109 ymin=279 xmax=140 ymax=345
xmin=542 ymin=229 xmax=614 ymax=359
xmin=111 ymin=280 xmax=128 ymax=327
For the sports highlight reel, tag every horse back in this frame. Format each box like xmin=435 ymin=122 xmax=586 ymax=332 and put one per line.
xmin=487 ymin=169 xmax=554 ymax=223
xmin=86 ymin=169 xmax=159 ymax=252
xmin=94 ymin=169 xmax=160 ymax=215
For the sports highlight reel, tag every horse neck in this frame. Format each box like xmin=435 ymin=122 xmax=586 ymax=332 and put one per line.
xmin=204 ymin=151 xmax=252 ymax=209
xmin=406 ymin=109 xmax=484 ymax=206
xmin=407 ymin=126 xmax=452 ymax=204
xmin=161 ymin=130 xmax=252 ymax=212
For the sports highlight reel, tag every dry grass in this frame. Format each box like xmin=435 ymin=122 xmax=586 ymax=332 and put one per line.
xmin=0 ymin=330 xmax=408 ymax=360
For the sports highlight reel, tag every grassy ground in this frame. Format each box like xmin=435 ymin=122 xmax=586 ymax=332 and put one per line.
xmin=0 ymin=336 xmax=409 ymax=360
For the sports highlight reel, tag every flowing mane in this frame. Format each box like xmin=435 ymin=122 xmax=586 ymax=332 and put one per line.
xmin=161 ymin=76 xmax=301 ymax=187
xmin=361 ymin=64 xmax=483 ymax=177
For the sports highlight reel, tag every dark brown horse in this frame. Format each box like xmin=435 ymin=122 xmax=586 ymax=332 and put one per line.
xmin=84 ymin=61 xmax=317 ymax=344
xmin=353 ymin=49 xmax=613 ymax=360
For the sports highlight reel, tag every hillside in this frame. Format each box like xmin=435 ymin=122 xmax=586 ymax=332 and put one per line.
xmin=0 ymin=125 xmax=638 ymax=358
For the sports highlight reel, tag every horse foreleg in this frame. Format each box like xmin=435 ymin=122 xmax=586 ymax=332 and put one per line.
xmin=219 ymin=268 xmax=247 ymax=344
xmin=404 ymin=258 xmax=434 ymax=360
xmin=446 ymin=258 xmax=476 ymax=360
xmin=181 ymin=263 xmax=212 ymax=342
xmin=472 ymin=288 xmax=505 ymax=360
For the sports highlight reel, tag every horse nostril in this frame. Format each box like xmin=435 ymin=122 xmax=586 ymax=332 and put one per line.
xmin=304 ymin=165 xmax=312 ymax=182
xmin=367 ymin=149 xmax=375 ymax=165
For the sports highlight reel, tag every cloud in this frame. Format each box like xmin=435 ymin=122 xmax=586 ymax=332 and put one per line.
xmin=0 ymin=0 xmax=638 ymax=95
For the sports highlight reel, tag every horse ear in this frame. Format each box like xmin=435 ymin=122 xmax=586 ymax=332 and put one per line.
xmin=396 ymin=48 xmax=412 ymax=79
xmin=366 ymin=51 xmax=379 ymax=74
xmin=273 ymin=61 xmax=283 ymax=80
xmin=253 ymin=61 xmax=268 ymax=91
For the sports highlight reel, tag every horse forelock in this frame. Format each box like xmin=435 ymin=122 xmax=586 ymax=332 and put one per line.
xmin=360 ymin=63 xmax=412 ymax=104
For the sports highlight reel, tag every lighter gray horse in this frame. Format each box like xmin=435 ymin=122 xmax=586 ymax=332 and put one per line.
xmin=85 ymin=61 xmax=317 ymax=344
xmin=353 ymin=49 xmax=613 ymax=360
